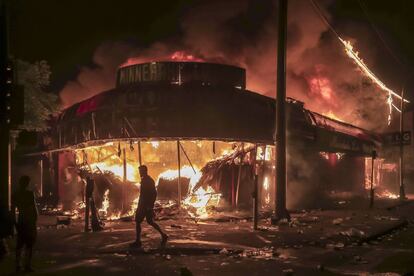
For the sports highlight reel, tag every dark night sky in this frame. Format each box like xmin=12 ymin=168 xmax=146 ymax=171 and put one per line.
xmin=10 ymin=0 xmax=193 ymax=89
xmin=9 ymin=0 xmax=414 ymax=107
xmin=331 ymin=0 xmax=414 ymax=104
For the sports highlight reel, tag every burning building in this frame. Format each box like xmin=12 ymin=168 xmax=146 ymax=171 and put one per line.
xmin=29 ymin=60 xmax=381 ymax=219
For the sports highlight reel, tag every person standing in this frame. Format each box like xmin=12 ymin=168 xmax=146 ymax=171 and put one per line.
xmin=11 ymin=175 xmax=38 ymax=273
xmin=83 ymin=174 xmax=103 ymax=232
xmin=130 ymin=165 xmax=168 ymax=248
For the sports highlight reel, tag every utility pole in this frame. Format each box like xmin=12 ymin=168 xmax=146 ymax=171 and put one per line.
xmin=399 ymin=89 xmax=406 ymax=200
xmin=272 ymin=0 xmax=290 ymax=224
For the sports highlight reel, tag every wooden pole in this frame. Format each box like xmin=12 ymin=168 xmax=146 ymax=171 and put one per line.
xmin=91 ymin=112 xmax=97 ymax=139
xmin=235 ymin=144 xmax=244 ymax=208
xmin=138 ymin=141 xmax=142 ymax=166
xmin=39 ymin=158 xmax=43 ymax=197
xmin=177 ymin=140 xmax=181 ymax=206
xmin=122 ymin=148 xmax=127 ymax=212
xmin=369 ymin=150 xmax=376 ymax=208
xmin=231 ymin=167 xmax=235 ymax=207
xmin=179 ymin=142 xmax=197 ymax=174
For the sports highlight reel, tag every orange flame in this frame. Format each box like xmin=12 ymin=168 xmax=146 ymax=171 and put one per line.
xmin=119 ymin=51 xmax=203 ymax=68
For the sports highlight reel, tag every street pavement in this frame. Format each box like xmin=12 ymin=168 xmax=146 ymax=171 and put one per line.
xmin=1 ymin=197 xmax=413 ymax=275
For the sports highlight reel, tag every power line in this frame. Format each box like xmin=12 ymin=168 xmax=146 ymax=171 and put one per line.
xmin=357 ymin=0 xmax=405 ymax=68
xmin=308 ymin=0 xmax=408 ymax=120
xmin=308 ymin=0 xmax=341 ymax=40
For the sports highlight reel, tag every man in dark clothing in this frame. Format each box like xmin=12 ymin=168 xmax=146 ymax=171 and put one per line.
xmin=130 ymin=165 xmax=168 ymax=248
xmin=0 ymin=202 xmax=13 ymax=262
xmin=11 ymin=175 xmax=38 ymax=273
xmin=83 ymin=174 xmax=103 ymax=232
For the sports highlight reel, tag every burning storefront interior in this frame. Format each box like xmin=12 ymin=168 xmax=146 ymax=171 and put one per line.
xmin=19 ymin=60 xmax=395 ymax=222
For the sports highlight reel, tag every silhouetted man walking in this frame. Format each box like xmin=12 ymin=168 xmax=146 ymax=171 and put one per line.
xmin=130 ymin=165 xmax=168 ymax=248
xmin=83 ymin=174 xmax=103 ymax=232
xmin=11 ymin=176 xmax=38 ymax=273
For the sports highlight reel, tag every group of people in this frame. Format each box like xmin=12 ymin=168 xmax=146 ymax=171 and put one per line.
xmin=0 ymin=164 xmax=168 ymax=273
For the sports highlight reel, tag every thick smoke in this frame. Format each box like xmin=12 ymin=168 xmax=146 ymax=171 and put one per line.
xmin=60 ymin=42 xmax=135 ymax=107
xmin=59 ymin=0 xmax=389 ymax=130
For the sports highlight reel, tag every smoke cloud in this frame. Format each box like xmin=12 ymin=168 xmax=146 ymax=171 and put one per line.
xmin=59 ymin=0 xmax=389 ymax=130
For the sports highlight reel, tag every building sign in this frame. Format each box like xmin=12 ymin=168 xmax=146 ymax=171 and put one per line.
xmin=383 ymin=131 xmax=411 ymax=146
xmin=117 ymin=61 xmax=246 ymax=89
xmin=315 ymin=129 xmax=374 ymax=156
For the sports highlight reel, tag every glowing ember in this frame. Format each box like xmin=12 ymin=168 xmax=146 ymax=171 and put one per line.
xmin=256 ymin=146 xmax=272 ymax=161
xmin=70 ymin=201 xmax=86 ymax=219
xmin=376 ymin=190 xmax=399 ymax=199
xmin=107 ymin=212 xmax=122 ymax=221
xmin=319 ymin=152 xmax=344 ymax=167
xmin=262 ymin=177 xmax=270 ymax=205
xmin=98 ymin=190 xmax=110 ymax=217
xmin=156 ymin=165 xmax=222 ymax=218
xmin=183 ymin=186 xmax=221 ymax=218
xmin=150 ymin=141 xmax=160 ymax=148
xmin=322 ymin=111 xmax=344 ymax=123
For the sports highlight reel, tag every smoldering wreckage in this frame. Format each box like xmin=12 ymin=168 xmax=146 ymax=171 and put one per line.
xmin=15 ymin=59 xmax=406 ymax=225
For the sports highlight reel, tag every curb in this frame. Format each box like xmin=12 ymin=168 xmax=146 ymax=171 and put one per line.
xmin=386 ymin=199 xmax=414 ymax=211
xmin=357 ymin=219 xmax=408 ymax=245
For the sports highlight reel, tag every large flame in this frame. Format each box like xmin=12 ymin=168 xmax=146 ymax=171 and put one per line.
xmin=119 ymin=51 xmax=203 ymax=68
xmin=170 ymin=51 xmax=204 ymax=62
xmin=98 ymin=190 xmax=110 ymax=217
xmin=262 ymin=177 xmax=270 ymax=206
xmin=156 ymin=165 xmax=200 ymax=187
xmin=183 ymin=186 xmax=221 ymax=218
xmin=364 ymin=157 xmax=399 ymax=199
xmin=74 ymin=140 xmax=234 ymax=219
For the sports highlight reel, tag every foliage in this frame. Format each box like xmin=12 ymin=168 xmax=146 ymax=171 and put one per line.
xmin=16 ymin=59 xmax=60 ymax=131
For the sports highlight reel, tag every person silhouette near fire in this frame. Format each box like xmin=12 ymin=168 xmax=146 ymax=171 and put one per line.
xmin=80 ymin=172 xmax=104 ymax=232
xmin=130 ymin=165 xmax=168 ymax=249
xmin=11 ymin=175 xmax=38 ymax=273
